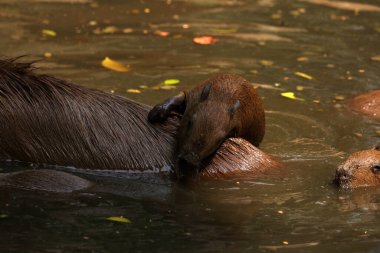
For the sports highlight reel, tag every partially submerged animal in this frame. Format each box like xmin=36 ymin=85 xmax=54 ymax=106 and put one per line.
xmin=0 ymin=58 xmax=280 ymax=191
xmin=335 ymin=145 xmax=380 ymax=189
xmin=335 ymin=90 xmax=380 ymax=189
xmin=149 ymin=74 xmax=265 ymax=178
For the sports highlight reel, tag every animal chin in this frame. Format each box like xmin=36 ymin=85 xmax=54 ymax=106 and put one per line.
xmin=176 ymin=156 xmax=201 ymax=179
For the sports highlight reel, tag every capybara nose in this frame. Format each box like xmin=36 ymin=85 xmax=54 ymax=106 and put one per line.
xmin=335 ymin=167 xmax=351 ymax=185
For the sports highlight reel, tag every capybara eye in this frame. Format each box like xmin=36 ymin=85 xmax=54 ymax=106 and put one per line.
xmin=371 ymin=165 xmax=380 ymax=174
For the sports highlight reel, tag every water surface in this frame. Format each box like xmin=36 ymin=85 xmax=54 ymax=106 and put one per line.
xmin=1 ymin=0 xmax=380 ymax=252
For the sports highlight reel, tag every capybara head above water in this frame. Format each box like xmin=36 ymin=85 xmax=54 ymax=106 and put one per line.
xmin=335 ymin=146 xmax=380 ymax=189
xmin=149 ymin=74 xmax=265 ymax=178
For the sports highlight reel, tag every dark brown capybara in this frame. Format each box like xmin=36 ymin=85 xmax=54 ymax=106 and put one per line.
xmin=0 ymin=58 xmax=279 ymax=191
xmin=348 ymin=90 xmax=380 ymax=120
xmin=149 ymin=74 xmax=265 ymax=177
xmin=334 ymin=145 xmax=380 ymax=189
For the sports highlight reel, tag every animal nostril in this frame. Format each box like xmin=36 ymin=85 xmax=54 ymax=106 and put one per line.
xmin=337 ymin=170 xmax=350 ymax=181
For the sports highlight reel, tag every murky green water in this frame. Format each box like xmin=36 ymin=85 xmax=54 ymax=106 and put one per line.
xmin=1 ymin=0 xmax=380 ymax=252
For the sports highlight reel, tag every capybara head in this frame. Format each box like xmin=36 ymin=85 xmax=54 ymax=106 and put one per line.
xmin=175 ymin=83 xmax=245 ymax=178
xmin=335 ymin=145 xmax=380 ymax=189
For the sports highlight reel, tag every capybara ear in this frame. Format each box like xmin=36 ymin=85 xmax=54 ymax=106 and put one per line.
xmin=200 ymin=83 xmax=212 ymax=102
xmin=228 ymin=100 xmax=241 ymax=117
xmin=372 ymin=143 xmax=380 ymax=151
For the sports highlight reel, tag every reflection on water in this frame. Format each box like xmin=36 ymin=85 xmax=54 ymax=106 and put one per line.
xmin=1 ymin=0 xmax=380 ymax=252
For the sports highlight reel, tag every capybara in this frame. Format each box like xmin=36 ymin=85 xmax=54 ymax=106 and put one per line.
xmin=348 ymin=90 xmax=380 ymax=120
xmin=334 ymin=145 xmax=380 ymax=189
xmin=336 ymin=90 xmax=380 ymax=189
xmin=0 ymin=57 xmax=279 ymax=190
xmin=149 ymin=74 xmax=265 ymax=177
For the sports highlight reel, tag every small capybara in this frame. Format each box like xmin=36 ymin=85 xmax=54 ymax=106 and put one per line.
xmin=335 ymin=90 xmax=380 ymax=189
xmin=348 ymin=90 xmax=380 ymax=120
xmin=0 ymin=57 xmax=279 ymax=191
xmin=149 ymin=74 xmax=265 ymax=178
xmin=335 ymin=145 xmax=380 ymax=189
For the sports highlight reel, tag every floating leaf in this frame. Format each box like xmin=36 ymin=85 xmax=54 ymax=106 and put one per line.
xmin=127 ymin=89 xmax=141 ymax=93
xmin=101 ymin=57 xmax=130 ymax=72
xmin=193 ymin=36 xmax=218 ymax=45
xmin=281 ymin=92 xmax=305 ymax=101
xmin=260 ymin=60 xmax=274 ymax=66
xmin=160 ymin=86 xmax=177 ymax=90
xmin=101 ymin=26 xmax=118 ymax=34
xmin=44 ymin=52 xmax=52 ymax=58
xmin=296 ymin=85 xmax=304 ymax=91
xmin=154 ymin=30 xmax=170 ymax=37
xmin=334 ymin=95 xmax=345 ymax=101
xmin=42 ymin=29 xmax=56 ymax=37
xmin=375 ymin=130 xmax=380 ymax=135
xmin=294 ymin=71 xmax=313 ymax=80
xmin=371 ymin=55 xmax=380 ymax=62
xmin=163 ymin=79 xmax=180 ymax=86
xmin=106 ymin=216 xmax=131 ymax=223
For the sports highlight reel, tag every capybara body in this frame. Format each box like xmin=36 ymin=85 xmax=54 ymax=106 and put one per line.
xmin=0 ymin=58 xmax=279 ymax=190
xmin=335 ymin=147 xmax=380 ymax=189
xmin=149 ymin=74 xmax=265 ymax=177
xmin=348 ymin=90 xmax=380 ymax=120
xmin=0 ymin=58 xmax=177 ymax=171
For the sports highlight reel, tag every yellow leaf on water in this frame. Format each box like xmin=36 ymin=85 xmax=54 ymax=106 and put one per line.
xmin=101 ymin=57 xmax=130 ymax=72
xmin=281 ymin=92 xmax=305 ymax=101
xmin=375 ymin=130 xmax=380 ymax=135
xmin=294 ymin=72 xmax=313 ymax=80
xmin=106 ymin=216 xmax=131 ymax=223
xmin=126 ymin=89 xmax=141 ymax=93
xmin=42 ymin=29 xmax=56 ymax=37
xmin=162 ymin=79 xmax=180 ymax=86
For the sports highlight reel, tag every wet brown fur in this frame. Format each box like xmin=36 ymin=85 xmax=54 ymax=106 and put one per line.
xmin=0 ymin=58 xmax=178 ymax=171
xmin=183 ymin=74 xmax=265 ymax=147
xmin=0 ymin=58 xmax=279 ymax=191
xmin=335 ymin=149 xmax=380 ymax=189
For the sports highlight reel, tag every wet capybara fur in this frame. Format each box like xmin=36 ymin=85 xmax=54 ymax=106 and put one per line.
xmin=0 ymin=58 xmax=178 ymax=171
xmin=335 ymin=145 xmax=380 ymax=189
xmin=336 ymin=90 xmax=380 ymax=189
xmin=0 ymin=58 xmax=279 ymax=190
xmin=149 ymin=74 xmax=265 ymax=177
xmin=348 ymin=90 xmax=380 ymax=120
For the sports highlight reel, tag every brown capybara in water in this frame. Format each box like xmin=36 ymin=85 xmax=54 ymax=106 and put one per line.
xmin=348 ymin=90 xmax=380 ymax=120
xmin=0 ymin=58 xmax=279 ymax=190
xmin=335 ymin=145 xmax=380 ymax=189
xmin=336 ymin=90 xmax=380 ymax=189
xmin=149 ymin=74 xmax=265 ymax=178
